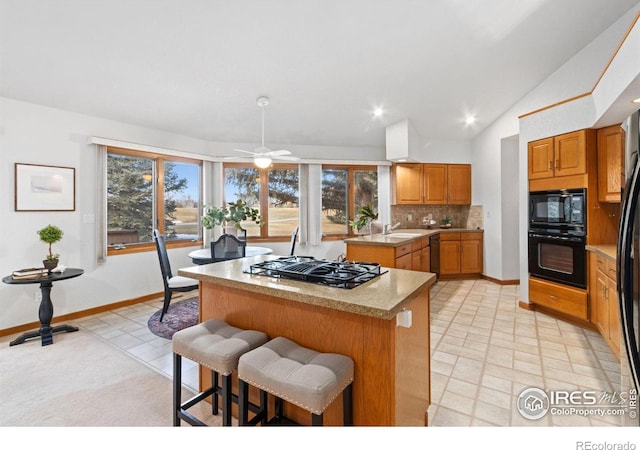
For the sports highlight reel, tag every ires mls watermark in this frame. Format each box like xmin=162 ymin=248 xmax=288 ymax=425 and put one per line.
xmin=516 ymin=387 xmax=638 ymax=420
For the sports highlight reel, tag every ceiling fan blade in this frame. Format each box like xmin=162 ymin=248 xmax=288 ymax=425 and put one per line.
xmin=233 ymin=148 xmax=258 ymax=155
xmin=273 ymin=155 xmax=300 ymax=161
xmin=266 ymin=150 xmax=292 ymax=157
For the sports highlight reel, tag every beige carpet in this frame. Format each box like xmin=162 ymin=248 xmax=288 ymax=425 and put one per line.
xmin=0 ymin=329 xmax=220 ymax=427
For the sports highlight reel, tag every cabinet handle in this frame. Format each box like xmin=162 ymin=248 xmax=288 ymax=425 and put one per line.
xmin=548 ymin=160 xmax=552 ymax=170
xmin=549 ymin=295 xmax=558 ymax=300
xmin=554 ymin=159 xmax=558 ymax=170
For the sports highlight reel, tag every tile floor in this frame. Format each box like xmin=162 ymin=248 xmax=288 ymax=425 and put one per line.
xmin=72 ymin=279 xmax=622 ymax=427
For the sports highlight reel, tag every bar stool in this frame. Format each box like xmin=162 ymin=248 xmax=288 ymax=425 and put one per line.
xmin=237 ymin=336 xmax=354 ymax=426
xmin=172 ymin=319 xmax=268 ymax=426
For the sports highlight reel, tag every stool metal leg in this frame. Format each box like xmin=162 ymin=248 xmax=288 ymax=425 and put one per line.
xmin=312 ymin=413 xmax=323 ymax=426
xmin=172 ymin=353 xmax=182 ymax=426
xmin=221 ymin=374 xmax=232 ymax=426
xmin=343 ymin=383 xmax=353 ymax=426
xmin=212 ymin=370 xmax=219 ymax=415
xmin=238 ymin=379 xmax=249 ymax=426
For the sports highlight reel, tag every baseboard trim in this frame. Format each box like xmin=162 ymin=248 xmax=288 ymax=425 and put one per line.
xmin=0 ymin=291 xmax=166 ymax=338
xmin=481 ymin=274 xmax=520 ymax=285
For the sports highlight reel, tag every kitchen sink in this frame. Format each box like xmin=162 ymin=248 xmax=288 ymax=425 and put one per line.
xmin=388 ymin=232 xmax=422 ymax=238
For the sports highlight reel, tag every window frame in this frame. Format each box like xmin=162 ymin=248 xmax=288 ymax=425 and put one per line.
xmin=223 ymin=162 xmax=300 ymax=242
xmin=321 ymin=164 xmax=378 ymax=240
xmin=106 ymin=146 xmax=203 ymax=256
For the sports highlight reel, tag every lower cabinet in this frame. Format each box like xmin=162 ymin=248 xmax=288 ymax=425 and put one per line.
xmin=589 ymin=252 xmax=621 ymax=360
xmin=439 ymin=231 xmax=483 ymax=279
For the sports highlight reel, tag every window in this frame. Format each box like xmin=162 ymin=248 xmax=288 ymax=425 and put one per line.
xmin=322 ymin=166 xmax=377 ymax=237
xmin=224 ymin=163 xmax=299 ymax=239
xmin=107 ymin=147 xmax=202 ymax=252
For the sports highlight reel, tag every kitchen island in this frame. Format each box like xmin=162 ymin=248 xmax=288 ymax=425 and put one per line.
xmin=178 ymin=255 xmax=435 ymax=426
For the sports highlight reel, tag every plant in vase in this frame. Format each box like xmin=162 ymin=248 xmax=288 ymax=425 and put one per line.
xmin=349 ymin=203 xmax=380 ymax=234
xmin=37 ymin=224 xmax=63 ymax=271
xmin=202 ymin=199 xmax=262 ymax=234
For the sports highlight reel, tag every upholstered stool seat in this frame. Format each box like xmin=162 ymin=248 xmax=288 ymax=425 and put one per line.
xmin=237 ymin=336 xmax=354 ymax=426
xmin=172 ymin=319 xmax=268 ymax=426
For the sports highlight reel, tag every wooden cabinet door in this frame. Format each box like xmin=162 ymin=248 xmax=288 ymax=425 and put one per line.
xmin=440 ymin=240 xmax=460 ymax=275
xmin=411 ymin=250 xmax=421 ymax=271
xmin=421 ymin=246 xmax=430 ymax=273
xmin=394 ymin=164 xmax=423 ymax=204
xmin=423 ymin=164 xmax=447 ymax=204
xmin=608 ymin=276 xmax=621 ymax=357
xmin=528 ymin=137 xmax=554 ymax=180
xmin=460 ymin=239 xmax=482 ymax=274
xmin=597 ymin=124 xmax=623 ymax=203
xmin=395 ymin=252 xmax=412 ymax=270
xmin=554 ymin=130 xmax=587 ymax=177
xmin=594 ymin=271 xmax=609 ymax=337
xmin=447 ymin=164 xmax=471 ymax=205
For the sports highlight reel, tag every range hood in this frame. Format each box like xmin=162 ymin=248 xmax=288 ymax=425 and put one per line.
xmin=385 ymin=119 xmax=422 ymax=161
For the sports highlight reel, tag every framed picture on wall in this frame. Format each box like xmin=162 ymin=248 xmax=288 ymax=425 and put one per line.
xmin=14 ymin=163 xmax=76 ymax=211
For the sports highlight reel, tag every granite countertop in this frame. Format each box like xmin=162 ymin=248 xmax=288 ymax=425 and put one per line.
xmin=343 ymin=227 xmax=484 ymax=247
xmin=178 ymin=255 xmax=436 ymax=320
xmin=586 ymin=244 xmax=617 ymax=260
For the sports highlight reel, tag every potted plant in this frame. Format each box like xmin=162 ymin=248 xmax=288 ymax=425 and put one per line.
xmin=37 ymin=224 xmax=63 ymax=271
xmin=202 ymin=199 xmax=262 ymax=233
xmin=349 ymin=203 xmax=380 ymax=234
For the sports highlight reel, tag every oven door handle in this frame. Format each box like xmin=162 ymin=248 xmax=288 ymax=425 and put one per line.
xmin=528 ymin=233 xmax=584 ymax=243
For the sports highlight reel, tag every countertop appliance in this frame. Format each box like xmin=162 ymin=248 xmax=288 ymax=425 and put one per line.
xmin=618 ymin=109 xmax=640 ymax=425
xmin=246 ymin=256 xmax=387 ymax=289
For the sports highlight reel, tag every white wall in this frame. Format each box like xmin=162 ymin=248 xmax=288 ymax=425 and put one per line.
xmin=0 ymin=97 xmax=365 ymax=330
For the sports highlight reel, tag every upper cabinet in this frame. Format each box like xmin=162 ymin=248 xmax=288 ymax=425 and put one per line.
xmin=596 ymin=124 xmax=624 ymax=203
xmin=393 ymin=163 xmax=471 ymax=205
xmin=528 ymin=129 xmax=596 ymax=192
xmin=528 ymin=130 xmax=588 ymax=181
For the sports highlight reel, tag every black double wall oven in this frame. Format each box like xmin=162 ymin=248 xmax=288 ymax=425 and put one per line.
xmin=528 ymin=188 xmax=587 ymax=289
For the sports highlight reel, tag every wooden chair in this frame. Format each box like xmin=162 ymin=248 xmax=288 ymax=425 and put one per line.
xmin=210 ymin=234 xmax=246 ymax=262
xmin=152 ymin=229 xmax=198 ymax=322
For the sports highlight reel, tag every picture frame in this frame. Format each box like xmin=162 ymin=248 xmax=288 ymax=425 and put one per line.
xmin=15 ymin=163 xmax=76 ymax=211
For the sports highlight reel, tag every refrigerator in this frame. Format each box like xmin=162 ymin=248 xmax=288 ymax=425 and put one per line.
xmin=617 ymin=109 xmax=640 ymax=426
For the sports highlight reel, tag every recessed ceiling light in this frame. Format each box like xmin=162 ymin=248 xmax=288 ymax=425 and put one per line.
xmin=633 ymin=98 xmax=640 ymax=104
xmin=465 ymin=116 xmax=476 ymax=125
xmin=373 ymin=107 xmax=384 ymax=117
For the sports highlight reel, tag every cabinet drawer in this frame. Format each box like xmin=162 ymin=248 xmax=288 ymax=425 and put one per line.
xmin=596 ymin=255 xmax=606 ymax=274
xmin=422 ymin=236 xmax=430 ymax=248
xmin=529 ymin=277 xmax=587 ymax=320
xmin=440 ymin=232 xmax=460 ymax=241
xmin=461 ymin=231 xmax=482 ymax=240
xmin=411 ymin=240 xmax=423 ymax=252
xmin=395 ymin=244 xmax=412 ymax=258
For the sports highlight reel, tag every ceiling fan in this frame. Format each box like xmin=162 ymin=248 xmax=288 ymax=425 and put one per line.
xmin=227 ymin=96 xmax=299 ymax=168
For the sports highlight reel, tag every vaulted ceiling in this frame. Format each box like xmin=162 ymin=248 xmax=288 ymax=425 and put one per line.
xmin=1 ymin=0 xmax=638 ymax=149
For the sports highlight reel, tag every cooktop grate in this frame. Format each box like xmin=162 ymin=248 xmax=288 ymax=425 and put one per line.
xmin=245 ymin=256 xmax=387 ymax=289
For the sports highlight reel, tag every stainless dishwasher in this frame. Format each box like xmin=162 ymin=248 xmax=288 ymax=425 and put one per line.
xmin=429 ymin=234 xmax=440 ymax=278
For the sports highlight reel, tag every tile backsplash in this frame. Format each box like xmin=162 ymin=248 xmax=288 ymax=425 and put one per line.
xmin=391 ymin=205 xmax=483 ymax=229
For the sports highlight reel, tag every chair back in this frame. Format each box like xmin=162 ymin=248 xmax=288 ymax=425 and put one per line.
xmin=211 ymin=234 xmax=247 ymax=262
xmin=153 ymin=229 xmax=172 ymax=286
xmin=289 ymin=226 xmax=299 ymax=256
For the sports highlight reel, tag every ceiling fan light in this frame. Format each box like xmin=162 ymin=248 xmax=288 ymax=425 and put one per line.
xmin=254 ymin=155 xmax=272 ymax=168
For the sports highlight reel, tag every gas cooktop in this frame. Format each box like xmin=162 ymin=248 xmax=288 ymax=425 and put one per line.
xmin=245 ymin=256 xmax=387 ymax=289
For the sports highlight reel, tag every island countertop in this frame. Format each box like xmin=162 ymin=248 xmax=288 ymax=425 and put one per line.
xmin=178 ymin=254 xmax=436 ymax=320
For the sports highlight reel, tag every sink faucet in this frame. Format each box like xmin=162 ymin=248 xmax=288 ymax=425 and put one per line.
xmin=384 ymin=222 xmax=402 ymax=234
